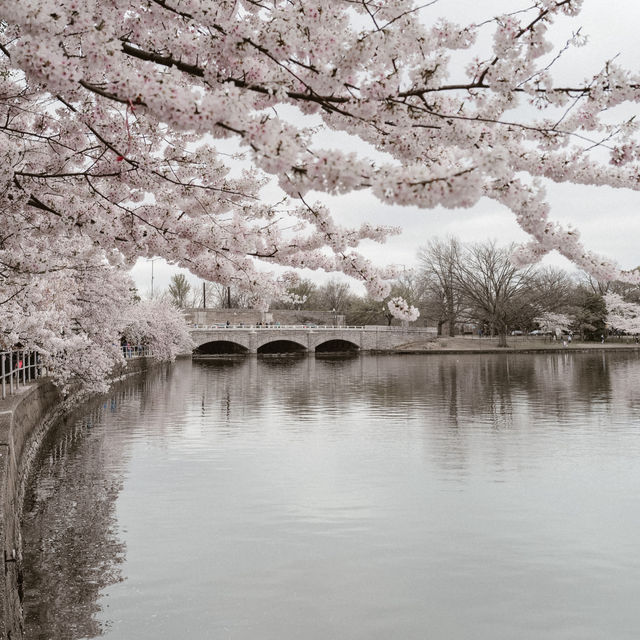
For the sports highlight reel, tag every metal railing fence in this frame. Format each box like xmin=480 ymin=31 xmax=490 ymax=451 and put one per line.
xmin=121 ymin=344 xmax=153 ymax=358
xmin=1 ymin=345 xmax=153 ymax=401
xmin=1 ymin=349 xmax=42 ymax=400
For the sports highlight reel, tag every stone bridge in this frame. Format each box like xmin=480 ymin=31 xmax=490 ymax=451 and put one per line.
xmin=190 ymin=326 xmax=435 ymax=355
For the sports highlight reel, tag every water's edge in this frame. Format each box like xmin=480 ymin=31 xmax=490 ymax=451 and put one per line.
xmin=0 ymin=357 xmax=163 ymax=640
xmin=16 ymin=349 xmax=640 ymax=640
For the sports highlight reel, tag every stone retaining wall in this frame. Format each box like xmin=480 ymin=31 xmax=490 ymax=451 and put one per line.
xmin=0 ymin=358 xmax=156 ymax=639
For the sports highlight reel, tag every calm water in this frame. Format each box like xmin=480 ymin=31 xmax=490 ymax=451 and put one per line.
xmin=22 ymin=353 xmax=640 ymax=640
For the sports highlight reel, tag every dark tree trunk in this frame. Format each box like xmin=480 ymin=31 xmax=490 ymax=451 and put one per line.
xmin=446 ymin=293 xmax=455 ymax=336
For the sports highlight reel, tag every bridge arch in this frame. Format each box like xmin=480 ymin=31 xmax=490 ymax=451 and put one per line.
xmin=189 ymin=326 xmax=434 ymax=354
xmin=194 ymin=340 xmax=249 ymax=355
xmin=257 ymin=339 xmax=307 ymax=354
xmin=315 ymin=339 xmax=360 ymax=353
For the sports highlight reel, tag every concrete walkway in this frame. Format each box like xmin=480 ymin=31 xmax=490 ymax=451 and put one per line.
xmin=393 ymin=336 xmax=640 ymax=354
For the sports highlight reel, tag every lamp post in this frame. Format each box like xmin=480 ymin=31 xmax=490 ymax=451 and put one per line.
xmin=150 ymin=258 xmax=159 ymax=299
xmin=331 ymin=308 xmax=336 ymax=327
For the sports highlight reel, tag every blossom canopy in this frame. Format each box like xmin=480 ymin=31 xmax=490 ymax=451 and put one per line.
xmin=2 ymin=0 xmax=640 ymax=308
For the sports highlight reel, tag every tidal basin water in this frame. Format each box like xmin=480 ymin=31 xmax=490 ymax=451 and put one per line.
xmin=22 ymin=352 xmax=640 ymax=640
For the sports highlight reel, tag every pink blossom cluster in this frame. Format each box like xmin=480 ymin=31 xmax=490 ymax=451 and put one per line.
xmin=2 ymin=0 xmax=640 ymax=371
xmin=387 ymin=297 xmax=420 ymax=322
xmin=533 ymin=312 xmax=572 ymax=334
xmin=122 ymin=300 xmax=194 ymax=360
xmin=604 ymin=293 xmax=640 ymax=334
xmin=0 ymin=232 xmax=192 ymax=394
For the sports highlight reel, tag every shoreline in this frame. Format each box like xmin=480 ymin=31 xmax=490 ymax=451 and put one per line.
xmin=391 ymin=337 xmax=640 ymax=355
xmin=0 ymin=358 xmax=161 ymax=639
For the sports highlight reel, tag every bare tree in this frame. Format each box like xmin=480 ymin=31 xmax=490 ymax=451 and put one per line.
xmin=168 ymin=273 xmax=191 ymax=309
xmin=315 ymin=278 xmax=354 ymax=314
xmin=453 ymin=241 xmax=538 ymax=347
xmin=197 ymin=283 xmax=254 ymax=309
xmin=189 ymin=281 xmax=217 ymax=309
xmin=345 ymin=295 xmax=385 ymax=326
xmin=418 ymin=237 xmax=463 ymax=336
xmin=394 ymin=270 xmax=428 ymax=308
xmin=533 ymin=267 xmax=574 ymax=310
xmin=578 ymin=272 xmax=640 ymax=303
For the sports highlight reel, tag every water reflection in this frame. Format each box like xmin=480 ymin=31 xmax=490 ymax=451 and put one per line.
xmin=22 ymin=400 xmax=128 ymax=639
xmin=22 ymin=367 xmax=178 ymax=639
xmin=22 ymin=352 xmax=640 ymax=640
xmin=191 ymin=352 xmax=623 ymax=433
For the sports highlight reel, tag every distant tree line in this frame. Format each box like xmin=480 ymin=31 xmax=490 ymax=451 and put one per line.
xmin=415 ymin=238 xmax=610 ymax=346
xmin=161 ymin=238 xmax=640 ymax=345
xmin=416 ymin=237 xmax=640 ymax=345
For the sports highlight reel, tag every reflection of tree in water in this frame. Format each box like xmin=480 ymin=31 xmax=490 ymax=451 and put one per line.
xmin=22 ymin=363 xmax=209 ymax=639
xmin=22 ymin=394 xmax=131 ymax=639
xmin=206 ymin=353 xmax=617 ymax=429
xmin=199 ymin=352 xmax=620 ymax=478
xmin=186 ymin=352 xmax=635 ymax=494
xmin=440 ymin=357 xmax=530 ymax=427
xmin=195 ymin=358 xmax=256 ymax=427
xmin=501 ymin=352 xmax=617 ymax=426
xmin=231 ymin=355 xmax=531 ymax=428
xmin=605 ymin=352 xmax=640 ymax=415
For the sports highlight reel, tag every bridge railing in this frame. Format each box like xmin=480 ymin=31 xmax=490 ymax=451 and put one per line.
xmin=190 ymin=324 xmax=435 ymax=332
xmin=1 ymin=349 xmax=43 ymax=401
xmin=190 ymin=323 xmax=361 ymax=330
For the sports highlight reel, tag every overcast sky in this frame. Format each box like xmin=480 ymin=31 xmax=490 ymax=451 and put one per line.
xmin=130 ymin=0 xmax=640 ymax=298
